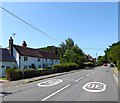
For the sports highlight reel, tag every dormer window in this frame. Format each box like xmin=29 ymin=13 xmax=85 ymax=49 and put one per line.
xmin=24 ymin=57 xmax=28 ymax=61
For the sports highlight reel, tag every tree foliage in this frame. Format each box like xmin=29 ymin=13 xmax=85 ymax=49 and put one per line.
xmin=106 ymin=42 xmax=120 ymax=64
xmin=97 ymin=41 xmax=120 ymax=68
xmin=97 ymin=55 xmax=108 ymax=66
xmin=58 ymin=38 xmax=85 ymax=65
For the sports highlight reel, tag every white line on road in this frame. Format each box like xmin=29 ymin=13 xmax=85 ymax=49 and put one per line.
xmin=113 ymin=74 xmax=118 ymax=84
xmin=75 ymin=77 xmax=84 ymax=82
xmin=86 ymin=74 xmax=90 ymax=77
xmin=42 ymin=84 xmax=71 ymax=101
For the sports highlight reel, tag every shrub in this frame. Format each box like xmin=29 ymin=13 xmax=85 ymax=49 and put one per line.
xmin=23 ymin=69 xmax=35 ymax=78
xmin=5 ymin=68 xmax=22 ymax=81
xmin=53 ymin=62 xmax=79 ymax=72
xmin=38 ymin=68 xmax=44 ymax=70
xmin=5 ymin=68 xmax=15 ymax=74
xmin=84 ymin=62 xmax=95 ymax=67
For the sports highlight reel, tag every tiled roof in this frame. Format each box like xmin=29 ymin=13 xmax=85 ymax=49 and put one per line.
xmin=0 ymin=48 xmax=16 ymax=62
xmin=13 ymin=45 xmax=58 ymax=59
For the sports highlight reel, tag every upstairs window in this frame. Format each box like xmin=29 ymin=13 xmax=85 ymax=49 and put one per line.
xmin=24 ymin=57 xmax=28 ymax=61
xmin=45 ymin=58 xmax=47 ymax=62
xmin=1 ymin=65 xmax=5 ymax=68
xmin=38 ymin=58 xmax=40 ymax=62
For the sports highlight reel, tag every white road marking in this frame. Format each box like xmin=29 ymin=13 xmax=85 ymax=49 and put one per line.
xmin=75 ymin=77 xmax=84 ymax=82
xmin=42 ymin=84 xmax=70 ymax=101
xmin=83 ymin=82 xmax=107 ymax=93
xmin=86 ymin=74 xmax=90 ymax=77
xmin=113 ymin=74 xmax=118 ymax=84
xmin=38 ymin=79 xmax=62 ymax=87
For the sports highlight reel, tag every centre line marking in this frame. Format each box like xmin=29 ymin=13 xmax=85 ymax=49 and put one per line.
xmin=42 ymin=84 xmax=70 ymax=101
xmin=75 ymin=77 xmax=84 ymax=82
xmin=86 ymin=74 xmax=89 ymax=76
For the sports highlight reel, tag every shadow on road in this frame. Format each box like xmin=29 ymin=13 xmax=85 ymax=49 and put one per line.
xmin=84 ymin=67 xmax=95 ymax=70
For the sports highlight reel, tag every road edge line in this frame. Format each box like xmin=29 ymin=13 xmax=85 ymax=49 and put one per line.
xmin=113 ymin=73 xmax=118 ymax=83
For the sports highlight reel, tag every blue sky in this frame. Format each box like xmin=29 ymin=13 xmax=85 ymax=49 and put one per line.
xmin=1 ymin=2 xmax=118 ymax=58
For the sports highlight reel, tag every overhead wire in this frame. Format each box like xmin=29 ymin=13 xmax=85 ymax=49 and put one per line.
xmin=0 ymin=6 xmax=61 ymax=43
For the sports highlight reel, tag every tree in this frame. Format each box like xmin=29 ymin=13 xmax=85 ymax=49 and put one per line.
xmin=105 ymin=41 xmax=120 ymax=65
xmin=58 ymin=38 xmax=85 ymax=65
xmin=97 ymin=55 xmax=108 ymax=66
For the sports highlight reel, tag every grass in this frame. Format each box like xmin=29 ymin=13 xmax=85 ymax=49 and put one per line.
xmin=0 ymin=77 xmax=7 ymax=80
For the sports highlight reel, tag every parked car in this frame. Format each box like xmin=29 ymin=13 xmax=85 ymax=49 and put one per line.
xmin=110 ymin=64 xmax=114 ymax=67
xmin=103 ymin=63 xmax=108 ymax=66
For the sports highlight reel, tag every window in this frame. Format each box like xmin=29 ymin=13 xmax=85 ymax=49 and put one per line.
xmin=6 ymin=66 xmax=10 ymax=69
xmin=38 ymin=65 xmax=41 ymax=68
xmin=38 ymin=58 xmax=40 ymax=62
xmin=24 ymin=57 xmax=28 ymax=61
xmin=1 ymin=65 xmax=5 ymax=68
xmin=24 ymin=66 xmax=27 ymax=69
xmin=45 ymin=58 xmax=47 ymax=62
xmin=55 ymin=59 xmax=57 ymax=62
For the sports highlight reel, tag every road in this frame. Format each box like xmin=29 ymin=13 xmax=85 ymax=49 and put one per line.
xmin=1 ymin=66 xmax=118 ymax=102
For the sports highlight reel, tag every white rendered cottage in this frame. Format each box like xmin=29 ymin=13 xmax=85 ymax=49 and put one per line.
xmin=9 ymin=37 xmax=60 ymax=70
xmin=0 ymin=48 xmax=16 ymax=77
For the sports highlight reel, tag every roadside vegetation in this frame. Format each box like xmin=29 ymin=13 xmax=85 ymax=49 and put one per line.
xmin=97 ymin=41 xmax=120 ymax=71
xmin=58 ymin=38 xmax=85 ymax=68
xmin=5 ymin=38 xmax=97 ymax=81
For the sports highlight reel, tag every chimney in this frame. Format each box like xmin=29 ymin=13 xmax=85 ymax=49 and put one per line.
xmin=22 ymin=41 xmax=27 ymax=47
xmin=9 ymin=37 xmax=13 ymax=56
xmin=50 ymin=46 xmax=56 ymax=53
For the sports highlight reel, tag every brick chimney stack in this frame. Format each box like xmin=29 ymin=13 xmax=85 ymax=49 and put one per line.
xmin=9 ymin=37 xmax=13 ymax=56
xmin=22 ymin=41 xmax=27 ymax=47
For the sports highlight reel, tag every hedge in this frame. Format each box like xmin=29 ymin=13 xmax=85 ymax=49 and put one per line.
xmin=5 ymin=68 xmax=22 ymax=81
xmin=5 ymin=62 xmax=82 ymax=81
xmin=53 ymin=62 xmax=79 ymax=72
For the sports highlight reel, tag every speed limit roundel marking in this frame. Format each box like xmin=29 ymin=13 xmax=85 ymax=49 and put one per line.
xmin=37 ymin=79 xmax=62 ymax=87
xmin=83 ymin=82 xmax=107 ymax=92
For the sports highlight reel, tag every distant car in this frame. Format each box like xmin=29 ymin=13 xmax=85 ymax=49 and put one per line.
xmin=110 ymin=64 xmax=114 ymax=67
xmin=103 ymin=63 xmax=108 ymax=66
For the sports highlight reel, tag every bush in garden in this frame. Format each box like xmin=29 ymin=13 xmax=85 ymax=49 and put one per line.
xmin=5 ymin=68 xmax=22 ymax=81
xmin=53 ymin=62 xmax=79 ymax=72
xmin=23 ymin=69 xmax=35 ymax=78
xmin=38 ymin=68 xmax=44 ymax=70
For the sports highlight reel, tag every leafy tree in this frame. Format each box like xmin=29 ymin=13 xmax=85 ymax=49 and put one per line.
xmin=105 ymin=41 xmax=120 ymax=65
xmin=97 ymin=55 xmax=108 ymax=66
xmin=58 ymin=38 xmax=85 ymax=66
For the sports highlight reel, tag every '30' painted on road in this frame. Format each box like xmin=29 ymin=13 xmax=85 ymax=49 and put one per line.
xmin=83 ymin=82 xmax=107 ymax=92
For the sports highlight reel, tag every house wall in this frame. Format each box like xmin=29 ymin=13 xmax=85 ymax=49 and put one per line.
xmin=0 ymin=61 xmax=16 ymax=77
xmin=13 ymin=47 xmax=19 ymax=67
xmin=20 ymin=56 xmax=60 ymax=69
xmin=13 ymin=46 xmax=60 ymax=70
xmin=20 ymin=56 xmax=43 ymax=69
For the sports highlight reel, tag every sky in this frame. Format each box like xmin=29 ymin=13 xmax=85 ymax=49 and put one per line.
xmin=1 ymin=2 xmax=118 ymax=58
